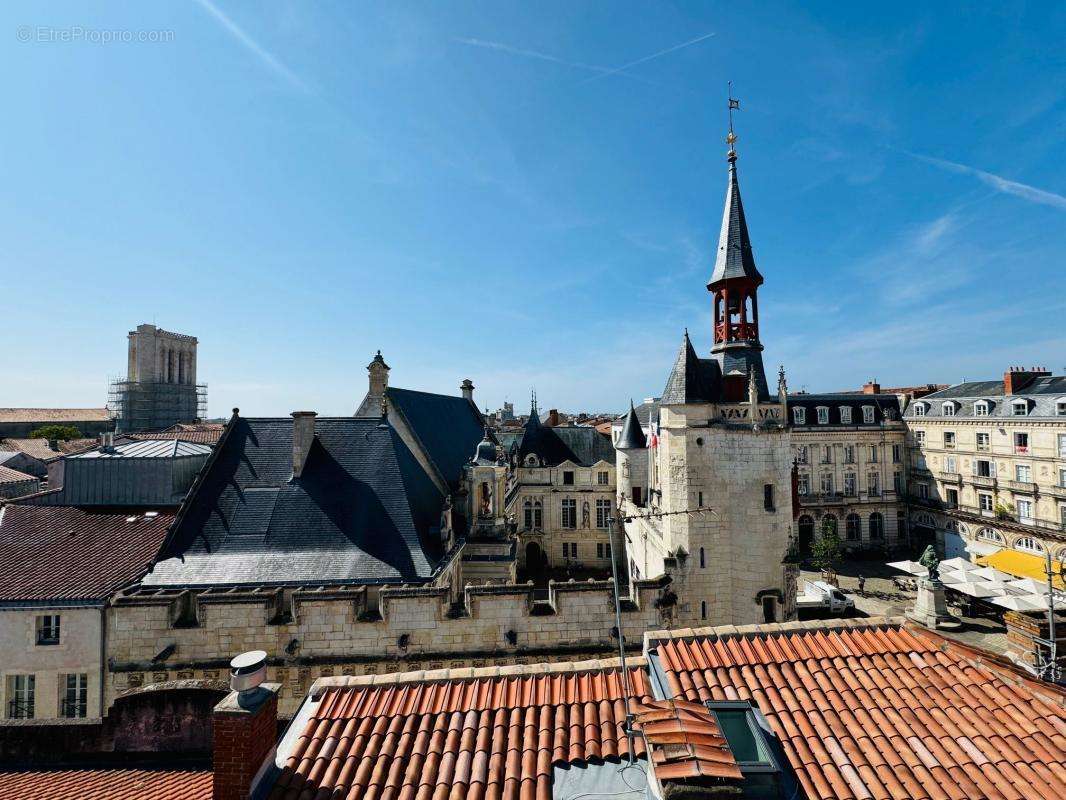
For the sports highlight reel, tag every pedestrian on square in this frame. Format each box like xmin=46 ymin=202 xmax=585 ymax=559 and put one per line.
xmin=857 ymin=575 xmax=866 ymax=596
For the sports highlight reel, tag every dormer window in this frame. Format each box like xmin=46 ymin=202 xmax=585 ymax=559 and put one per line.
xmin=816 ymin=406 xmax=829 ymax=425
xmin=974 ymin=400 xmax=990 ymax=417
xmin=942 ymin=402 xmax=956 ymax=417
xmin=1056 ymin=398 xmax=1066 ymax=416
xmin=913 ymin=402 xmax=927 ymax=417
xmin=1012 ymin=399 xmax=1029 ymax=416
xmin=862 ymin=406 xmax=875 ymax=424
xmin=524 ymin=455 xmax=539 ymax=467
xmin=839 ymin=406 xmax=852 ymax=424
xmin=792 ymin=407 xmax=806 ymax=425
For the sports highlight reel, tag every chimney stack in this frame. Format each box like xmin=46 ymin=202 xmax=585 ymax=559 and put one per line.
xmin=212 ymin=651 xmax=279 ymax=800
xmin=862 ymin=380 xmax=881 ymax=395
xmin=1004 ymin=365 xmax=1050 ymax=395
xmin=460 ymin=378 xmax=475 ymax=402
xmin=291 ymin=412 xmax=317 ymax=478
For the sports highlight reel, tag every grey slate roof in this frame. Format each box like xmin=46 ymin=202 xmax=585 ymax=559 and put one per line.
xmin=787 ymin=393 xmax=901 ymax=427
xmin=384 ymin=388 xmax=486 ymax=491
xmin=502 ymin=411 xmax=614 ymax=467
xmin=905 ymin=376 xmax=1066 ymax=419
xmin=144 ymin=417 xmax=444 ymax=588
xmin=661 ymin=333 xmax=722 ymax=405
xmin=616 ymin=403 xmax=647 ymax=450
xmin=708 ymin=157 xmax=763 ymax=287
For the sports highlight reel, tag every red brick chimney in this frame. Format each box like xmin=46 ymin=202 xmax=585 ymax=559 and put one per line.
xmin=213 ymin=651 xmax=280 ymax=800
xmin=1004 ymin=366 xmax=1050 ymax=395
xmin=862 ymin=380 xmax=881 ymax=395
xmin=547 ymin=409 xmax=560 ymax=427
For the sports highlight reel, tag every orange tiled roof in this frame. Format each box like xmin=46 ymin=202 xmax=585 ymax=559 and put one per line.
xmin=635 ymin=698 xmax=743 ymax=782
xmin=0 ymin=767 xmax=211 ymax=800
xmin=649 ymin=618 xmax=1066 ymax=800
xmin=0 ymin=438 xmax=61 ymax=460
xmin=269 ymin=661 xmax=655 ymax=800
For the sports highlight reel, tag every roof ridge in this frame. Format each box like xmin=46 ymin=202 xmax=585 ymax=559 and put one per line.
xmin=643 ymin=614 xmax=908 ymax=646
xmin=309 ymin=654 xmax=649 ymax=698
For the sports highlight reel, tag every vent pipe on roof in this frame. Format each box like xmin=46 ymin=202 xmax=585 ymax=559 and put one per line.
xmin=291 ymin=411 xmax=317 ymax=479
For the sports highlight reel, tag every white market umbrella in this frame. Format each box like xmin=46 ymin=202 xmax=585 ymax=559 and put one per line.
xmin=944 ymin=581 xmax=1005 ymax=599
xmin=887 ymin=560 xmax=927 ymax=577
xmin=990 ymin=595 xmax=1044 ymax=612
xmin=969 ymin=566 xmax=1014 ymax=584
xmin=940 ymin=557 xmax=979 ymax=574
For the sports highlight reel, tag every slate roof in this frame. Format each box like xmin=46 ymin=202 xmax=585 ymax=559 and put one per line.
xmin=504 ymin=411 xmax=613 ymax=467
xmin=616 ymin=403 xmax=647 ymax=449
xmin=0 ymin=768 xmax=211 ymax=800
xmin=265 ymin=660 xmax=657 ymax=800
xmin=661 ymin=333 xmax=722 ymax=405
xmin=384 ymin=387 xmax=486 ymax=491
xmin=708 ymin=156 xmax=763 ymax=287
xmin=906 ymin=375 xmax=1066 ymax=419
xmin=0 ymin=505 xmax=173 ymax=603
xmin=613 ymin=399 xmax=659 ymax=428
xmin=0 ymin=407 xmax=111 ymax=423
xmin=145 ymin=416 xmax=444 ymax=588
xmin=649 ymin=617 xmax=1066 ymax=800
xmin=787 ymin=393 xmax=901 ymax=427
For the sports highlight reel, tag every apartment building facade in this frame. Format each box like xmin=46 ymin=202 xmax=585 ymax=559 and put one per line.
xmin=904 ymin=367 xmax=1066 ymax=571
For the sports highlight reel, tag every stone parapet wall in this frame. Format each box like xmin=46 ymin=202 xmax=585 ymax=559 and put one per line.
xmin=107 ymin=576 xmax=671 ymax=717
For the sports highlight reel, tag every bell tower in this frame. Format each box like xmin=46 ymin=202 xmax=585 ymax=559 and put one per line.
xmin=707 ymin=94 xmax=769 ymax=402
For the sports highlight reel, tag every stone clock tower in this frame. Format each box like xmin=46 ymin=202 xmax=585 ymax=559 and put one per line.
xmin=619 ymin=114 xmax=797 ymax=626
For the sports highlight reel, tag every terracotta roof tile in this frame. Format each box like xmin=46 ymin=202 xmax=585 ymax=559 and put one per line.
xmin=0 ymin=504 xmax=172 ymax=601
xmin=0 ymin=768 xmax=211 ymax=799
xmin=269 ymin=663 xmax=653 ymax=800
xmin=650 ymin=619 xmax=1066 ymax=800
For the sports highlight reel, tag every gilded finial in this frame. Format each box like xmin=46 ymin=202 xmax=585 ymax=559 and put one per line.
xmin=726 ymin=81 xmax=740 ymax=160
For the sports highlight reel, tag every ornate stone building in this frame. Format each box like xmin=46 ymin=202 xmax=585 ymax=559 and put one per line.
xmin=789 ymin=391 xmax=908 ymax=554
xmin=497 ymin=401 xmax=616 ymax=577
xmin=904 ymin=367 xmax=1066 ymax=580
xmin=618 ymin=136 xmax=797 ymax=627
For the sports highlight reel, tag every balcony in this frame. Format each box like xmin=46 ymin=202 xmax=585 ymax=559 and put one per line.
xmin=970 ymin=474 xmax=997 ymax=489
xmin=907 ymin=494 xmax=944 ymax=510
xmin=798 ymin=492 xmax=847 ymax=507
xmin=7 ymin=700 xmax=33 ymax=719
xmin=1014 ymin=445 xmax=1029 ymax=455
xmin=1002 ymin=479 xmax=1036 ymax=496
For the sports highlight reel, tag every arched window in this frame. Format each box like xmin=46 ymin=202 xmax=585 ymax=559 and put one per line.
xmin=869 ymin=512 xmax=884 ymax=540
xmin=977 ymin=527 xmax=1004 ymax=544
xmin=821 ymin=514 xmax=838 ymax=537
xmin=845 ymin=513 xmax=861 ymax=542
xmin=699 ymin=547 xmax=706 ymax=568
xmin=1016 ymin=536 xmax=1044 ymax=554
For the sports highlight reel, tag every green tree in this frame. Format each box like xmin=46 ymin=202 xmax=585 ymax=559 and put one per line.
xmin=28 ymin=424 xmax=83 ymax=441
xmin=812 ymin=518 xmax=843 ymax=577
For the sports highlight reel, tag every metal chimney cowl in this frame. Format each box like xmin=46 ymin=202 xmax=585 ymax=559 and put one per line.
xmin=230 ymin=649 xmax=267 ymax=695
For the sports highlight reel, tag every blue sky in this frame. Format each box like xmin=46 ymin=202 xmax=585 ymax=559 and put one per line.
xmin=2 ymin=2 xmax=1064 ymax=418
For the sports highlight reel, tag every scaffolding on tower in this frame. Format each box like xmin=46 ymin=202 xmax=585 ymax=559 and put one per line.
xmin=107 ymin=376 xmax=208 ymax=433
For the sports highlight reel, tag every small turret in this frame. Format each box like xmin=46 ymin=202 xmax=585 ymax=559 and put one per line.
xmin=617 ymin=400 xmax=647 ymax=450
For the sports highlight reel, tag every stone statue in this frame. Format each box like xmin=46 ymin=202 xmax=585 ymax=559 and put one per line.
xmin=581 ymin=501 xmax=591 ymax=529
xmin=622 ymin=460 xmax=630 ymax=479
xmin=918 ymin=545 xmax=940 ymax=581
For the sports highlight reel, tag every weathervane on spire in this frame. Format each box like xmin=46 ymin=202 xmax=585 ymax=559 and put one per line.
xmin=726 ymin=81 xmax=740 ymax=159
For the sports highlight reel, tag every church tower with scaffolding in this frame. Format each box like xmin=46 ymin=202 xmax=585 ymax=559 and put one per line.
xmin=618 ymin=96 xmax=797 ymax=626
xmin=108 ymin=324 xmax=207 ymax=433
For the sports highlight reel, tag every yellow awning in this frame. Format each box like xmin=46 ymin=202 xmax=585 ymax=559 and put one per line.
xmin=976 ymin=549 xmax=1065 ymax=591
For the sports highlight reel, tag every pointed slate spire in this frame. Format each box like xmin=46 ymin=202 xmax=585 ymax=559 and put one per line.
xmin=708 ymin=148 xmax=763 ymax=288
xmin=617 ymin=400 xmax=647 ymax=450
